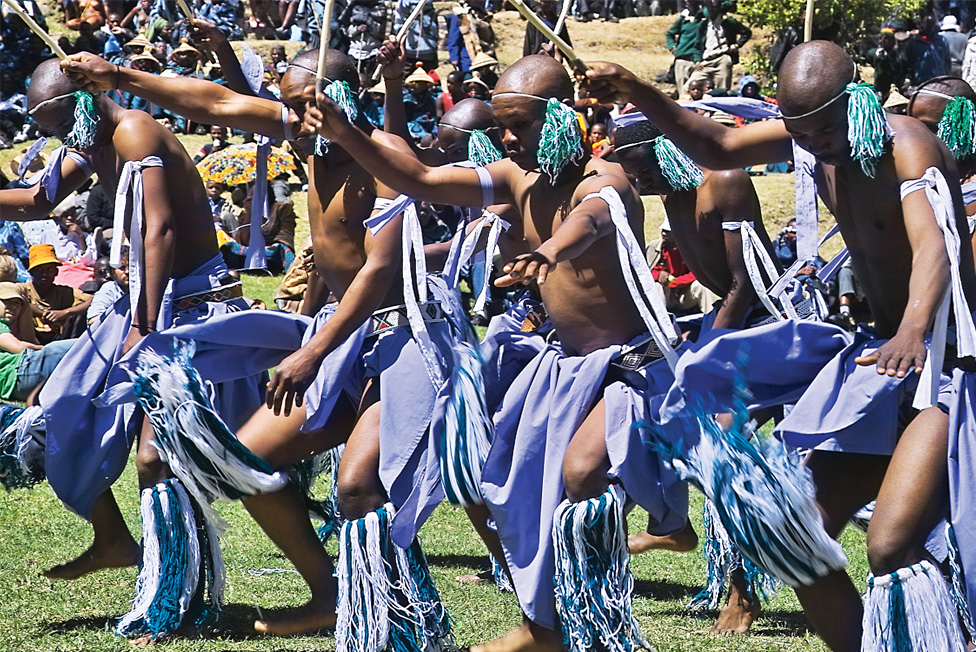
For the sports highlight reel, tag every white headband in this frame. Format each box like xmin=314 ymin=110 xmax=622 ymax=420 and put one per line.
xmin=437 ymin=123 xmax=499 ymax=134
xmin=915 ymin=88 xmax=956 ymax=101
xmin=614 ymin=138 xmax=657 ymax=152
xmin=28 ymin=92 xmax=76 ymax=115
xmin=781 ymin=62 xmax=858 ymax=121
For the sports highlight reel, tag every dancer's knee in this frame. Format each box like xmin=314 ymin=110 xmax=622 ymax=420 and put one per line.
xmin=866 ymin=527 xmax=917 ymax=576
xmin=562 ymin=456 xmax=609 ymax=503
xmin=336 ymin=470 xmax=385 ymax=520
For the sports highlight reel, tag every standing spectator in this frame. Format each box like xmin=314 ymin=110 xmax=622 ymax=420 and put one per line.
xmin=437 ymin=71 xmax=466 ymax=118
xmin=446 ymin=0 xmax=495 ymax=73
xmin=940 ymin=14 xmax=968 ymax=76
xmin=905 ymin=13 xmax=952 ymax=85
xmin=524 ymin=0 xmax=571 ymax=57
xmin=393 ymin=0 xmax=439 ymax=70
xmin=469 ymin=51 xmax=499 ymax=89
xmin=18 ymin=245 xmax=92 ymax=344
xmin=665 ymin=0 xmax=704 ymax=97
xmin=686 ymin=0 xmax=751 ymax=93
xmin=342 ymin=0 xmax=387 ymax=77
xmin=197 ymin=0 xmax=244 ymax=40
xmin=869 ymin=25 xmax=909 ymax=100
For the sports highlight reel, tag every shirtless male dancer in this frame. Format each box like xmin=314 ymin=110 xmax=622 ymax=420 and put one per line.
xmin=64 ymin=47 xmax=494 ymax=644
xmin=0 ymin=57 xmax=263 ymax=638
xmin=585 ymin=41 xmax=976 ymax=650
xmin=306 ymin=53 xmax=686 ymax=652
xmin=613 ymin=117 xmax=779 ymax=635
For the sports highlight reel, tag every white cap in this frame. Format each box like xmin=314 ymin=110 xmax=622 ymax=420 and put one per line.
xmin=941 ymin=15 xmax=960 ymax=31
xmin=660 ymin=216 xmax=671 ymax=232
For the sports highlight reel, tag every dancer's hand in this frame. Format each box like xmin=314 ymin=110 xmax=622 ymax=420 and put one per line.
xmin=582 ymin=61 xmax=641 ymax=104
xmin=377 ymin=36 xmax=406 ymax=80
xmin=495 ymin=251 xmax=553 ymax=287
xmin=302 ymin=88 xmax=351 ymax=141
xmin=855 ymin=332 xmax=927 ymax=377
xmin=61 ymin=53 xmax=116 ymax=92
xmin=266 ymin=347 xmax=320 ymax=416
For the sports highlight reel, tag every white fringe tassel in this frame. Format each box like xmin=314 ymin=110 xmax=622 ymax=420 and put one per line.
xmin=861 ymin=560 xmax=968 ymax=652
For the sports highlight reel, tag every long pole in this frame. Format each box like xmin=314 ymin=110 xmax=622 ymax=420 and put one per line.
xmin=396 ymin=0 xmax=428 ymax=42
xmin=507 ymin=0 xmax=586 ymax=70
xmin=316 ymin=0 xmax=336 ymax=90
xmin=2 ymin=0 xmax=67 ymax=58
xmin=554 ymin=0 xmax=572 ymax=38
xmin=804 ymin=0 xmax=814 ymax=41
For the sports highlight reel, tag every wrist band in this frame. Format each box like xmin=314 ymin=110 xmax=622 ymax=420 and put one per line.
xmin=131 ymin=323 xmax=156 ymax=332
xmin=383 ymin=73 xmax=403 ymax=81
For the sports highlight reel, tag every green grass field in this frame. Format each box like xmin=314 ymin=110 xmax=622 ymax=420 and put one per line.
xmin=0 ymin=466 xmax=869 ymax=651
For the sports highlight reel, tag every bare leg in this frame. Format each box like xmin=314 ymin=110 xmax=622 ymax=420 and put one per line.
xmin=708 ymin=568 xmax=760 ymax=635
xmin=628 ymin=518 xmax=699 ymax=554
xmin=43 ymin=488 xmax=140 ymax=579
xmin=236 ymin=401 xmax=356 ymax=636
xmin=459 ymin=504 xmax=513 ymax=584
xmin=867 ymin=407 xmax=949 ymax=575
xmin=335 ymin=380 xmax=387 ymax=520
xmin=793 ymin=450 xmax=890 ymax=652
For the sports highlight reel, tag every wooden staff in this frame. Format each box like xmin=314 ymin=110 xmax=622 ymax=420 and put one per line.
xmin=554 ymin=0 xmax=572 ymax=38
xmin=175 ymin=0 xmax=195 ymax=25
xmin=315 ymin=0 xmax=336 ymax=91
xmin=2 ymin=0 xmax=68 ymax=59
xmin=395 ymin=0 xmax=428 ymax=42
xmin=507 ymin=0 xmax=586 ymax=71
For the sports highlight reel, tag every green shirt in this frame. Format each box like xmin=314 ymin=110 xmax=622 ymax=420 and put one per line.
xmin=0 ymin=322 xmax=25 ymax=400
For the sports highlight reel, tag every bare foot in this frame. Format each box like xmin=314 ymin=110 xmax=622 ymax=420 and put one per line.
xmin=470 ymin=621 xmax=564 ymax=652
xmin=253 ymin=601 xmax=337 ymax=636
xmin=707 ymin=592 xmax=760 ymax=635
xmin=43 ymin=538 xmax=141 ymax=580
xmin=628 ymin=521 xmax=699 ymax=555
xmin=456 ymin=570 xmax=493 ymax=584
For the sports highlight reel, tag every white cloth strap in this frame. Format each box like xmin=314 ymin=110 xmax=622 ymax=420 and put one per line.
xmin=721 ymin=220 xmax=753 ymax=231
xmin=112 ymin=156 xmax=164 ymax=325
xmin=581 ymin=187 xmax=679 ymax=370
xmin=26 ymin=146 xmax=94 ymax=202
xmin=245 ymin=136 xmax=272 ymax=270
xmin=475 ymin=165 xmax=494 ymax=208
xmin=739 ymin=221 xmax=800 ymax=321
xmin=401 ymin=202 xmax=445 ymax=386
xmin=792 ymin=141 xmax=820 ymax=262
xmin=281 ymin=104 xmax=294 ymax=142
xmin=900 ymin=167 xmax=976 ymax=408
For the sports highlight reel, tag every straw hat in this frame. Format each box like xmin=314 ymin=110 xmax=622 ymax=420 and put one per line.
xmin=368 ymin=78 xmax=387 ymax=95
xmin=470 ymin=52 xmax=497 ymax=70
xmin=171 ymin=38 xmax=201 ymax=59
xmin=130 ymin=47 xmax=161 ymax=71
xmin=883 ymin=87 xmax=910 ymax=112
xmin=125 ymin=33 xmax=152 ymax=50
xmin=463 ymin=76 xmax=489 ymax=91
xmin=28 ymin=244 xmax=61 ymax=271
xmin=405 ymin=66 xmax=435 ymax=85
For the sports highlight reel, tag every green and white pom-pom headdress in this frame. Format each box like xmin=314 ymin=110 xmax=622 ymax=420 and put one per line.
xmin=437 ymin=123 xmax=503 ymax=167
xmin=492 ymin=92 xmax=584 ymax=183
xmin=615 ymin=134 xmax=704 ymax=192
xmin=29 ymin=91 xmax=101 ymax=150
xmin=782 ymin=66 xmax=891 ymax=178
xmin=313 ymin=78 xmax=359 ymax=156
xmin=917 ymin=89 xmax=976 ymax=161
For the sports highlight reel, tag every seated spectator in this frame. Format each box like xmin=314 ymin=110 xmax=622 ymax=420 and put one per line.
xmin=0 ymin=283 xmax=76 ymax=404
xmin=218 ymin=185 xmax=297 ymax=274
xmin=195 ymin=126 xmax=232 ymax=163
xmin=121 ymin=0 xmax=153 ymax=32
xmin=587 ymin=122 xmax=611 ymax=157
xmin=84 ymin=182 xmax=114 ymax=248
xmin=66 ymin=0 xmax=107 ymax=31
xmin=362 ymin=79 xmax=386 ymax=128
xmin=463 ymin=76 xmax=490 ymax=101
xmin=87 ymin=250 xmax=128 ymax=324
xmin=79 ymin=256 xmax=113 ymax=294
xmin=70 ymin=22 xmax=104 ymax=55
xmin=100 ymin=13 xmax=134 ymax=59
xmin=403 ymin=65 xmax=440 ymax=139
xmin=40 ymin=197 xmax=99 ymax=267
xmin=167 ymin=39 xmax=202 ymax=76
xmin=269 ymin=43 xmax=288 ymax=81
xmin=205 ymin=180 xmax=232 ymax=221
xmin=469 ymin=51 xmax=499 ymax=89
xmin=647 ymin=217 xmax=717 ymax=315
xmin=19 ymin=245 xmax=92 ymax=344
xmin=197 ymin=0 xmax=243 ymax=41
xmin=0 ymin=254 xmax=19 ymax=282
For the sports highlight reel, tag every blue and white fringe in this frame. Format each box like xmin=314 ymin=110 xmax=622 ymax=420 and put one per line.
xmin=688 ymin=498 xmax=776 ymax=611
xmin=0 ymin=405 xmax=46 ymax=491
xmin=336 ymin=503 xmax=452 ymax=652
xmin=553 ymin=487 xmax=648 ymax=652
xmin=117 ymin=478 xmax=224 ymax=639
xmin=638 ymin=394 xmax=847 ymax=587
xmin=862 ymin=560 xmax=967 ymax=652
xmin=435 ymin=340 xmax=492 ymax=508
xmin=131 ymin=342 xmax=289 ymax=523
xmin=946 ymin=523 xmax=976 ymax=640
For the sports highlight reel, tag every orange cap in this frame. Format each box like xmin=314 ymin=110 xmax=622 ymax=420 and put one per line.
xmin=27 ymin=244 xmax=61 ymax=271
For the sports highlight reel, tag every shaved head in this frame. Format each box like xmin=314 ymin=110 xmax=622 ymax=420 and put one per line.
xmin=28 ymin=57 xmax=84 ymax=111
xmin=778 ymin=41 xmax=856 ymax=118
xmin=286 ymin=49 xmax=360 ymax=92
xmin=909 ymin=76 xmax=976 ymax=113
xmin=441 ymin=98 xmax=497 ymax=131
xmin=494 ymin=54 xmax=574 ymax=100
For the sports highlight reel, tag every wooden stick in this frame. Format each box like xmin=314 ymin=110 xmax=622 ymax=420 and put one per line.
xmin=506 ymin=0 xmax=585 ymax=71
xmin=2 ymin=0 xmax=67 ymax=59
xmin=175 ymin=0 xmax=195 ymax=25
xmin=554 ymin=0 xmax=572 ymax=38
xmin=315 ymin=0 xmax=336 ymax=90
xmin=395 ymin=0 xmax=428 ymax=42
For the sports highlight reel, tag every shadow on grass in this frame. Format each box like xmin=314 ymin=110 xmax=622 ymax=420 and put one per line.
xmin=424 ymin=553 xmax=489 ymax=570
xmin=633 ymin=577 xmax=700 ymax=601
xmin=41 ymin=614 xmax=116 ymax=635
xmin=653 ymin=606 xmax=815 ymax=638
